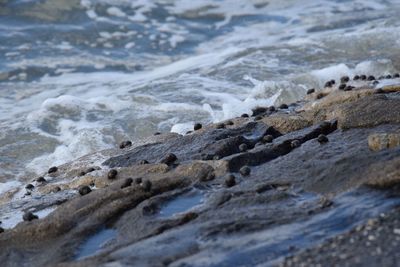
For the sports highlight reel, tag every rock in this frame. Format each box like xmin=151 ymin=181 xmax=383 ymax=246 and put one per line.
xmin=36 ymin=177 xmax=46 ymax=183
xmin=194 ymin=123 xmax=202 ymax=131
xmin=262 ymin=135 xmax=274 ymax=143
xmin=78 ymin=185 xmax=92 ymax=196
xmin=120 ymin=140 xmax=132 ymax=149
xmin=224 ymin=174 xmax=236 ymax=187
xmin=291 ymin=140 xmax=301 ymax=148
xmin=368 ymin=133 xmax=400 ymax=151
xmin=121 ymin=178 xmax=133 ymax=189
xmin=23 ymin=212 xmax=38 ymax=222
xmin=317 ymin=134 xmax=329 ymax=144
xmin=25 ymin=184 xmax=34 ymax=190
xmin=306 ymin=88 xmax=315 ymax=95
xmin=141 ymin=180 xmax=152 ymax=192
xmin=239 ymin=143 xmax=248 ymax=152
xmin=108 ymin=169 xmax=118 ymax=179
xmin=239 ymin=166 xmax=251 ymax=176
xmin=48 ymin=166 xmax=58 ymax=174
xmin=160 ymin=153 xmax=177 ymax=165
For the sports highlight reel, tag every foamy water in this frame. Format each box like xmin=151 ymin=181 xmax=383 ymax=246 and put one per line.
xmin=1 ymin=0 xmax=400 ymax=185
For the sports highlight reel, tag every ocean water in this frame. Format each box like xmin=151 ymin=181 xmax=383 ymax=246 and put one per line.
xmin=1 ymin=0 xmax=400 ymax=185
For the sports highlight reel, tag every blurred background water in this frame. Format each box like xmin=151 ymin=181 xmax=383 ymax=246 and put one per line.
xmin=0 ymin=0 xmax=400 ymax=183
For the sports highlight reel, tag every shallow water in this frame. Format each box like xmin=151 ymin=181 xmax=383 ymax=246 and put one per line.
xmin=75 ymin=228 xmax=117 ymax=260
xmin=158 ymin=190 xmax=204 ymax=218
xmin=1 ymin=0 xmax=400 ymax=182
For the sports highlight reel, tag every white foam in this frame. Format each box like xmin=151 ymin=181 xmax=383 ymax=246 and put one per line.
xmin=106 ymin=7 xmax=126 ymax=18
xmin=0 ymin=181 xmax=21 ymax=196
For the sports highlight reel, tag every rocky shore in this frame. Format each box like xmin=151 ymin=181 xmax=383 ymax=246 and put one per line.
xmin=1 ymin=76 xmax=400 ymax=266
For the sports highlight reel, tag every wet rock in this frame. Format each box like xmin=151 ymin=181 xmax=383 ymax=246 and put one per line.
xmin=338 ymin=84 xmax=346 ymax=90
xmin=216 ymin=123 xmax=225 ymax=129
xmin=23 ymin=212 xmax=38 ymax=222
xmin=291 ymin=140 xmax=301 ymax=148
xmin=160 ymin=153 xmax=177 ymax=165
xmin=353 ymin=75 xmax=360 ymax=80
xmin=121 ymin=178 xmax=133 ymax=189
xmin=108 ymin=169 xmax=118 ymax=179
xmin=340 ymin=76 xmax=349 ymax=83
xmin=367 ymin=75 xmax=375 ymax=81
xmin=268 ymin=106 xmax=276 ymax=112
xmin=239 ymin=143 xmax=248 ymax=152
xmin=36 ymin=177 xmax=46 ymax=183
xmin=135 ymin=177 xmax=143 ymax=184
xmin=360 ymin=74 xmax=367 ymax=80
xmin=306 ymin=88 xmax=315 ymax=95
xmin=78 ymin=185 xmax=92 ymax=196
xmin=386 ymin=75 xmax=392 ymax=79
xmin=279 ymin=104 xmax=288 ymax=109
xmin=241 ymin=114 xmax=249 ymax=118
xmin=0 ymin=227 xmax=3 ymax=233
xmin=194 ymin=123 xmax=202 ymax=131
xmin=368 ymin=133 xmax=400 ymax=151
xmin=139 ymin=160 xmax=149 ymax=165
xmin=252 ymin=107 xmax=267 ymax=116
xmin=317 ymin=134 xmax=329 ymax=144
xmin=141 ymin=180 xmax=152 ymax=192
xmin=262 ymin=135 xmax=274 ymax=143
xmin=239 ymin=166 xmax=251 ymax=176
xmin=48 ymin=166 xmax=58 ymax=174
xmin=394 ymin=73 xmax=400 ymax=78
xmin=324 ymin=81 xmax=333 ymax=87
xmin=25 ymin=184 xmax=34 ymax=190
xmin=119 ymin=140 xmax=132 ymax=149
xmin=154 ymin=132 xmax=161 ymax=135
xmin=225 ymin=174 xmax=236 ymax=187
xmin=225 ymin=120 xmax=234 ymax=126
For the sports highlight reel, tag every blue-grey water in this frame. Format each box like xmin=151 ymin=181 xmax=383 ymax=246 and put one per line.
xmin=1 ymin=0 xmax=400 ymax=184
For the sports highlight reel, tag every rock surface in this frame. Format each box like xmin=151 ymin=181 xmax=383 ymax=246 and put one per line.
xmin=0 ymin=82 xmax=400 ymax=266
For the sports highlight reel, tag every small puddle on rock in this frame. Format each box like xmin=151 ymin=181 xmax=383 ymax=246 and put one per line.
xmin=158 ymin=190 xmax=204 ymax=218
xmin=75 ymin=228 xmax=116 ymax=260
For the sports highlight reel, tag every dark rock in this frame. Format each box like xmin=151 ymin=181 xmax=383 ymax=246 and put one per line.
xmin=262 ymin=135 xmax=274 ymax=143
xmin=353 ymin=75 xmax=360 ymax=80
xmin=306 ymin=88 xmax=315 ymax=94
xmin=340 ymin=76 xmax=349 ymax=83
xmin=48 ymin=166 xmax=58 ymax=174
xmin=119 ymin=140 xmax=132 ymax=149
xmin=268 ymin=106 xmax=276 ymax=112
xmin=186 ymin=131 xmax=192 ymax=134
xmin=225 ymin=174 xmax=236 ymax=187
xmin=23 ymin=212 xmax=38 ymax=222
xmin=160 ymin=153 xmax=177 ymax=165
xmin=338 ymin=84 xmax=346 ymax=90
xmin=360 ymin=74 xmax=367 ymax=80
xmin=36 ymin=177 xmax=46 ymax=183
xmin=78 ymin=185 xmax=92 ymax=196
xmin=317 ymin=134 xmax=329 ymax=144
xmin=252 ymin=107 xmax=267 ymax=116
xmin=135 ymin=177 xmax=143 ymax=184
xmin=25 ymin=184 xmax=34 ymax=190
xmin=367 ymin=75 xmax=375 ymax=81
xmin=279 ymin=104 xmax=288 ymax=109
xmin=216 ymin=123 xmax=225 ymax=129
xmin=239 ymin=143 xmax=248 ymax=152
xmin=386 ymin=75 xmax=392 ymax=79
xmin=154 ymin=132 xmax=161 ymax=135
xmin=254 ymin=116 xmax=263 ymax=121
xmin=239 ymin=166 xmax=251 ymax=176
xmin=394 ymin=73 xmax=400 ymax=78
xmin=141 ymin=180 xmax=152 ymax=192
xmin=139 ymin=160 xmax=149 ymax=165
xmin=316 ymin=93 xmax=325 ymax=99
xmin=225 ymin=120 xmax=234 ymax=126
xmin=0 ymin=227 xmax=3 ymax=233
xmin=324 ymin=81 xmax=332 ymax=87
xmin=241 ymin=114 xmax=249 ymax=118
xmin=108 ymin=169 xmax=118 ymax=179
xmin=330 ymin=79 xmax=335 ymax=84
xmin=121 ymin=178 xmax=133 ymax=189
xmin=291 ymin=140 xmax=301 ymax=148
xmin=344 ymin=85 xmax=354 ymax=91
xmin=194 ymin=123 xmax=202 ymax=131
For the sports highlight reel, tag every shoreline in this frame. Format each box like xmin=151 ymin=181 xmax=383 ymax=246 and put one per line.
xmin=1 ymin=76 xmax=400 ymax=266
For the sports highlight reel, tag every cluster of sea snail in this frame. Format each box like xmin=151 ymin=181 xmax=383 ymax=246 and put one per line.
xmin=320 ymin=73 xmax=400 ymax=92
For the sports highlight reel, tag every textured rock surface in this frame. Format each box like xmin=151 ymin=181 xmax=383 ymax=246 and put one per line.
xmin=1 ymin=82 xmax=400 ymax=267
